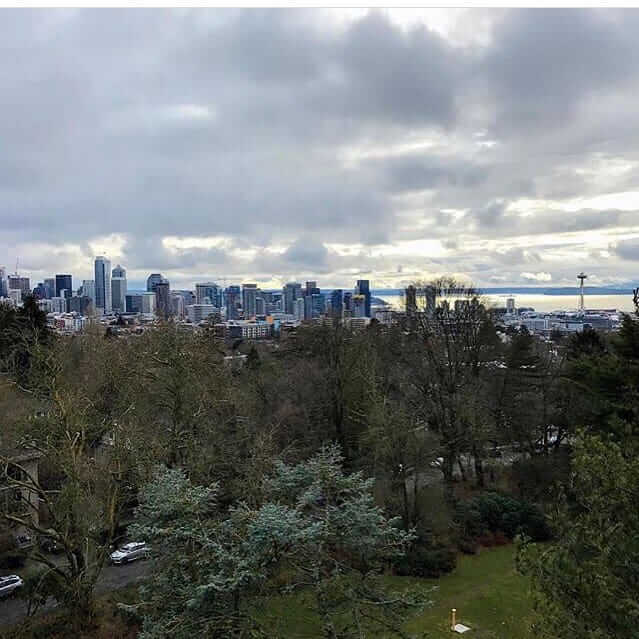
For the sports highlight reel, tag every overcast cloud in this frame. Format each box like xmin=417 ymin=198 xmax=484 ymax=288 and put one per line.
xmin=3 ymin=8 xmax=639 ymax=290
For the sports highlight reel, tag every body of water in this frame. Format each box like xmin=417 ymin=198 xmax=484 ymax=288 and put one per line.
xmin=377 ymin=293 xmax=636 ymax=313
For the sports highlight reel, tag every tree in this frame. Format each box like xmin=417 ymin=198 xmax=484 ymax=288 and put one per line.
xmin=132 ymin=446 xmax=422 ymax=639
xmin=520 ymin=433 xmax=639 ymax=638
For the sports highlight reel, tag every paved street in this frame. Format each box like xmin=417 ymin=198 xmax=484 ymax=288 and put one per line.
xmin=0 ymin=559 xmax=149 ymax=630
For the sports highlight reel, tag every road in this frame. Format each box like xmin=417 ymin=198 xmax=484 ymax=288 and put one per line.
xmin=0 ymin=559 xmax=149 ymax=630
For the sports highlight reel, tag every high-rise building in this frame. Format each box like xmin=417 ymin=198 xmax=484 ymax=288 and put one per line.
xmin=330 ymin=289 xmax=343 ymax=319
xmin=195 ymin=282 xmax=222 ymax=307
xmin=352 ymin=294 xmax=367 ymax=318
xmin=55 ymin=274 xmax=72 ymax=299
xmin=343 ymin=292 xmax=352 ymax=312
xmin=294 ymin=297 xmax=305 ymax=321
xmin=94 ymin=256 xmax=112 ymax=314
xmin=111 ymin=265 xmax=127 ymax=313
xmin=242 ymin=284 xmax=258 ymax=319
xmin=80 ymin=280 xmax=95 ymax=305
xmin=171 ymin=293 xmax=185 ymax=319
xmin=255 ymin=297 xmax=266 ymax=316
xmin=506 ymin=297 xmax=516 ymax=314
xmin=68 ymin=296 xmax=92 ymax=315
xmin=0 ymin=266 xmax=7 ymax=297
xmin=305 ymin=281 xmax=317 ymax=296
xmin=44 ymin=278 xmax=56 ymax=299
xmin=186 ymin=304 xmax=219 ymax=324
xmin=225 ymin=285 xmax=241 ymax=320
xmin=147 ymin=273 xmax=164 ymax=293
xmin=355 ymin=280 xmax=371 ymax=317
xmin=51 ymin=296 xmax=67 ymax=313
xmin=8 ymin=275 xmax=30 ymax=298
xmin=141 ymin=292 xmax=156 ymax=315
xmin=283 ymin=282 xmax=302 ymax=315
xmin=125 ymin=293 xmax=143 ymax=313
xmin=312 ymin=293 xmax=325 ymax=318
xmin=32 ymin=283 xmax=47 ymax=300
xmin=155 ymin=279 xmax=171 ymax=319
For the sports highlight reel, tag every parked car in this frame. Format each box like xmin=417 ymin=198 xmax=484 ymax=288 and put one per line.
xmin=14 ymin=534 xmax=34 ymax=550
xmin=109 ymin=542 xmax=149 ymax=565
xmin=0 ymin=575 xmax=24 ymax=598
xmin=39 ymin=536 xmax=62 ymax=554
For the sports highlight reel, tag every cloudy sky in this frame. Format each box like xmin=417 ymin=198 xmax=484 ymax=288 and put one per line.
xmin=3 ymin=8 xmax=639 ymax=290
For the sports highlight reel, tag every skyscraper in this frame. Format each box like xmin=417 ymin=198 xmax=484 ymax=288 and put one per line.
xmin=55 ymin=274 xmax=72 ymax=299
xmin=331 ymin=289 xmax=343 ymax=318
xmin=44 ymin=278 xmax=56 ymax=299
xmin=355 ymin=280 xmax=371 ymax=317
xmin=111 ymin=265 xmax=127 ymax=313
xmin=225 ymin=285 xmax=241 ymax=320
xmin=195 ymin=282 xmax=222 ymax=307
xmin=242 ymin=283 xmax=258 ymax=319
xmin=8 ymin=275 xmax=30 ymax=298
xmin=155 ymin=279 xmax=171 ymax=319
xmin=283 ymin=282 xmax=302 ymax=315
xmin=81 ymin=280 xmax=95 ymax=305
xmin=147 ymin=273 xmax=163 ymax=292
xmin=0 ymin=266 xmax=7 ymax=297
xmin=94 ymin=256 xmax=112 ymax=314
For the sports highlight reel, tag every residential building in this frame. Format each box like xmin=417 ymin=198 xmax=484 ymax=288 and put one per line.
xmin=283 ymin=282 xmax=302 ymax=315
xmin=171 ymin=293 xmax=185 ymax=319
xmin=195 ymin=282 xmax=222 ymax=307
xmin=242 ymin=283 xmax=258 ymax=319
xmin=68 ymin=295 xmax=92 ymax=315
xmin=186 ymin=304 xmax=218 ymax=324
xmin=225 ymin=285 xmax=241 ymax=320
xmin=155 ymin=279 xmax=171 ymax=319
xmin=94 ymin=256 xmax=112 ymax=314
xmin=80 ymin=280 xmax=95 ymax=305
xmin=111 ymin=265 xmax=127 ymax=312
xmin=0 ymin=266 xmax=6 ymax=297
xmin=51 ymin=296 xmax=67 ymax=313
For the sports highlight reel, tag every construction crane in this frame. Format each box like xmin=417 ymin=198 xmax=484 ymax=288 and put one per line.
xmin=577 ymin=272 xmax=587 ymax=311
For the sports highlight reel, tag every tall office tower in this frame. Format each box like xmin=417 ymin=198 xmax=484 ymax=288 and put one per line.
xmin=44 ymin=278 xmax=56 ymax=299
xmin=305 ymin=281 xmax=317 ymax=296
xmin=330 ymin=289 xmax=344 ymax=318
xmin=283 ymin=282 xmax=302 ymax=315
xmin=312 ymin=293 xmax=325 ymax=318
xmin=32 ymin=283 xmax=47 ymax=299
xmin=80 ymin=280 xmax=95 ymax=305
xmin=343 ymin=291 xmax=353 ymax=312
xmin=147 ymin=273 xmax=164 ymax=292
xmin=141 ymin=292 xmax=156 ymax=314
xmin=355 ymin=280 xmax=371 ymax=317
xmin=55 ymin=274 xmax=73 ymax=298
xmin=155 ymin=279 xmax=171 ymax=319
xmin=111 ymin=264 xmax=127 ymax=313
xmin=0 ymin=266 xmax=7 ymax=297
xmin=170 ymin=293 xmax=185 ymax=319
xmin=8 ymin=275 xmax=31 ymax=298
xmin=225 ymin=285 xmax=241 ymax=320
xmin=68 ymin=296 xmax=92 ymax=315
xmin=304 ymin=295 xmax=313 ymax=320
xmin=94 ymin=256 xmax=112 ymax=314
xmin=242 ymin=283 xmax=258 ymax=319
xmin=255 ymin=297 xmax=266 ymax=316
xmin=352 ymin=294 xmax=367 ymax=318
xmin=294 ymin=297 xmax=305 ymax=321
xmin=506 ymin=297 xmax=516 ymax=314
xmin=195 ymin=282 xmax=222 ymax=307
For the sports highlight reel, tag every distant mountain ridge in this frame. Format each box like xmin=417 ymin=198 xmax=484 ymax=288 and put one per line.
xmin=372 ymin=287 xmax=634 ymax=296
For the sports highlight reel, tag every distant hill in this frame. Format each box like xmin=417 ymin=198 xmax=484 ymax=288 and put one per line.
xmin=372 ymin=287 xmax=634 ymax=296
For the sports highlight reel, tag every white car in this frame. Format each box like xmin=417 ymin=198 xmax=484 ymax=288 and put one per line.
xmin=0 ymin=575 xmax=24 ymax=598
xmin=110 ymin=541 xmax=149 ymax=565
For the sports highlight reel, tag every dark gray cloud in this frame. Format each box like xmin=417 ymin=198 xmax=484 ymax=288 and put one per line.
xmin=3 ymin=8 xmax=639 ymax=288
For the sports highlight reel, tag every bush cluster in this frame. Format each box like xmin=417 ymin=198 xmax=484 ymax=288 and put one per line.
xmin=456 ymin=492 xmax=551 ymax=548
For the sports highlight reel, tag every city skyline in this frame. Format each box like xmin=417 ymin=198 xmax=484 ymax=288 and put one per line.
xmin=3 ymin=10 xmax=639 ymax=289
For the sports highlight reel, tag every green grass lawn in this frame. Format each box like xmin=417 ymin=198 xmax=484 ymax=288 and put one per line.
xmin=260 ymin=544 xmax=537 ymax=638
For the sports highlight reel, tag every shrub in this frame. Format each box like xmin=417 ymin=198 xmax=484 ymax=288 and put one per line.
xmin=456 ymin=492 xmax=550 ymax=544
xmin=394 ymin=543 xmax=457 ymax=578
